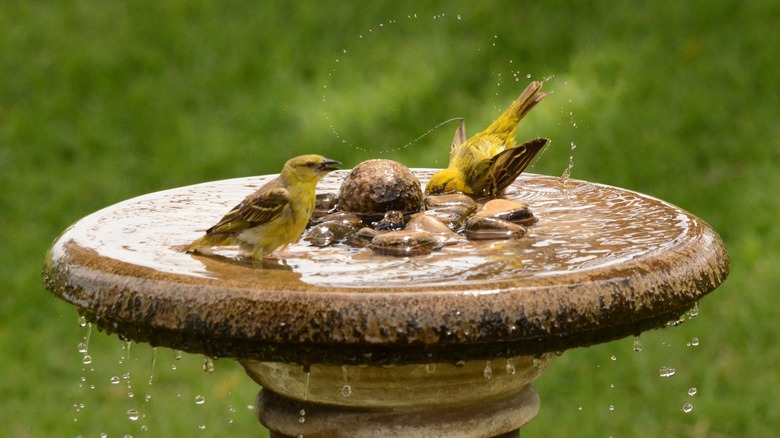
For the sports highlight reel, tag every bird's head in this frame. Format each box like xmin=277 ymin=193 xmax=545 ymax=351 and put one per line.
xmin=283 ymin=154 xmax=341 ymax=184
xmin=424 ymin=168 xmax=469 ymax=195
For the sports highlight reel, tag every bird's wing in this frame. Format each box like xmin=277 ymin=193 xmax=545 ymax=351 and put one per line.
xmin=489 ymin=137 xmax=549 ymax=194
xmin=206 ymin=186 xmax=290 ymax=235
xmin=449 ymin=119 xmax=467 ymax=162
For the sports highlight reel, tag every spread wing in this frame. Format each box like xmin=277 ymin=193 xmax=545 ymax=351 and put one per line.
xmin=206 ymin=185 xmax=290 ymax=235
xmin=489 ymin=137 xmax=549 ymax=194
xmin=449 ymin=119 xmax=467 ymax=163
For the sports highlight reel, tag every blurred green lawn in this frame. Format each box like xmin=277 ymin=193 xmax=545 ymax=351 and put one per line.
xmin=2 ymin=0 xmax=778 ymax=436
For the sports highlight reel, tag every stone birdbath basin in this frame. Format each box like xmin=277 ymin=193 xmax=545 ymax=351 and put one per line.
xmin=43 ymin=168 xmax=729 ymax=437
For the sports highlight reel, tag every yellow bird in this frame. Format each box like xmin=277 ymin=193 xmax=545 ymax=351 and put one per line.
xmin=425 ymin=81 xmax=549 ymax=198
xmin=185 ymin=154 xmax=340 ymax=260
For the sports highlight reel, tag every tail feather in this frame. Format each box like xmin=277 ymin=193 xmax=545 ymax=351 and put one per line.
xmin=183 ymin=233 xmax=234 ymax=253
xmin=482 ymin=81 xmax=547 ymax=141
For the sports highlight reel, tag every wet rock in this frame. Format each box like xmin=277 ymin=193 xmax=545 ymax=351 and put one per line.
xmin=424 ymin=194 xmax=480 ymax=212
xmin=423 ymin=208 xmax=473 ymax=233
xmin=405 ymin=213 xmax=467 ymax=246
xmin=303 ymin=213 xmax=363 ymax=247
xmin=374 ymin=210 xmax=406 ymax=231
xmin=370 ymin=230 xmax=437 ymax=257
xmin=313 ymin=193 xmax=339 ymax=220
xmin=347 ymin=227 xmax=381 ymax=248
xmin=338 ymin=160 xmax=424 ymax=224
xmin=472 ymin=199 xmax=537 ymax=226
xmin=464 ymin=217 xmax=526 ymax=240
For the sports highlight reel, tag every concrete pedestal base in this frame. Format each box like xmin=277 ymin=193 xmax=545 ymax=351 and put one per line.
xmin=256 ymin=384 xmax=538 ymax=438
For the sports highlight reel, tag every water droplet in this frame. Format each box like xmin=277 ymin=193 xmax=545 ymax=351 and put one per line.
xmin=82 ymin=355 xmax=93 ymax=365
xmin=198 ymin=424 xmax=206 ymax=430
xmin=687 ymin=337 xmax=700 ymax=347
xmin=608 ymin=405 xmax=615 ymax=411
xmin=127 ymin=409 xmax=139 ymax=421
xmin=202 ymin=357 xmax=215 ymax=374
xmin=299 ymin=409 xmax=306 ymax=416
xmin=195 ymin=395 xmax=205 ymax=405
xmin=110 ymin=376 xmax=120 ymax=384
xmin=341 ymin=385 xmax=352 ymax=397
xmin=425 ymin=363 xmax=437 ymax=374
xmin=77 ymin=316 xmax=88 ymax=327
xmin=688 ymin=387 xmax=698 ymax=396
xmin=688 ymin=302 xmax=699 ymax=318
xmin=483 ymin=361 xmax=493 ymax=379
xmin=682 ymin=403 xmax=693 ymax=413
xmin=173 ymin=350 xmax=182 ymax=360
xmin=505 ymin=359 xmax=516 ymax=375
xmin=457 ymin=14 xmax=462 ymax=20
xmin=526 ymin=73 xmax=532 ymax=79
xmin=659 ymin=366 xmax=676 ymax=377
xmin=298 ymin=416 xmax=306 ymax=424
xmin=77 ymin=342 xmax=88 ymax=353
xmin=632 ymin=337 xmax=643 ymax=352
xmin=532 ymin=357 xmax=542 ymax=368
xmin=610 ymin=355 xmax=617 ymax=361
xmin=228 ymin=405 xmax=236 ymax=413
xmin=145 ymin=394 xmax=152 ymax=402
xmin=100 ymin=433 xmax=107 ymax=438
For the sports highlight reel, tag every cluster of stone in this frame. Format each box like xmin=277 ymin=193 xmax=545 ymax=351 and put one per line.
xmin=303 ymin=159 xmax=536 ymax=257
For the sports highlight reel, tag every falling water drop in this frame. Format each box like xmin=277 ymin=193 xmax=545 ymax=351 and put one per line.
xmin=203 ymin=357 xmax=215 ymax=374
xmin=127 ymin=409 xmax=140 ymax=421
xmin=110 ymin=376 xmax=121 ymax=385
xmin=659 ymin=366 xmax=676 ymax=377
xmin=688 ymin=387 xmax=698 ymax=396
xmin=483 ymin=361 xmax=493 ymax=379
xmin=173 ymin=350 xmax=182 ymax=360
xmin=198 ymin=424 xmax=206 ymax=430
xmin=682 ymin=403 xmax=694 ymax=413
xmin=195 ymin=395 xmax=206 ymax=405
xmin=82 ymin=355 xmax=93 ymax=365
xmin=77 ymin=342 xmax=88 ymax=354
xmin=687 ymin=337 xmax=700 ymax=347
xmin=77 ymin=315 xmax=88 ymax=327
xmin=632 ymin=336 xmax=643 ymax=352
xmin=341 ymin=385 xmax=352 ymax=398
xmin=688 ymin=302 xmax=700 ymax=318
xmin=505 ymin=358 xmax=516 ymax=375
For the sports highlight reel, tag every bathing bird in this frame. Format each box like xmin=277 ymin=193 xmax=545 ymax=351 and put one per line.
xmin=424 ymin=81 xmax=549 ymax=198
xmin=185 ymin=154 xmax=340 ymax=260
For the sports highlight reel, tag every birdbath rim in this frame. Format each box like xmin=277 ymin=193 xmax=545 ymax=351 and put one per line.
xmin=43 ymin=169 xmax=729 ymax=366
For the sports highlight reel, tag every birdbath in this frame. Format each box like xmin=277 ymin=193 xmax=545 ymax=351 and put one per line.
xmin=43 ymin=169 xmax=729 ymax=437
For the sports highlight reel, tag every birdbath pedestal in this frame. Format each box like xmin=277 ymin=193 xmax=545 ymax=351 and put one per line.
xmin=43 ymin=170 xmax=729 ymax=437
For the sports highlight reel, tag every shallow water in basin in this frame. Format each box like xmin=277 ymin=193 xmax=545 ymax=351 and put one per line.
xmin=56 ymin=170 xmax=696 ymax=289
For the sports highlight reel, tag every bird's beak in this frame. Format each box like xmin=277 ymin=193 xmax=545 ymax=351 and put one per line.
xmin=320 ymin=158 xmax=341 ymax=172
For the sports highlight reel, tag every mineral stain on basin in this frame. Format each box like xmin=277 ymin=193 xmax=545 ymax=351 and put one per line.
xmin=43 ymin=169 xmax=729 ymax=437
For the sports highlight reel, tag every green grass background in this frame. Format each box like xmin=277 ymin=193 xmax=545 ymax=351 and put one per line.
xmin=2 ymin=1 xmax=778 ymax=436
